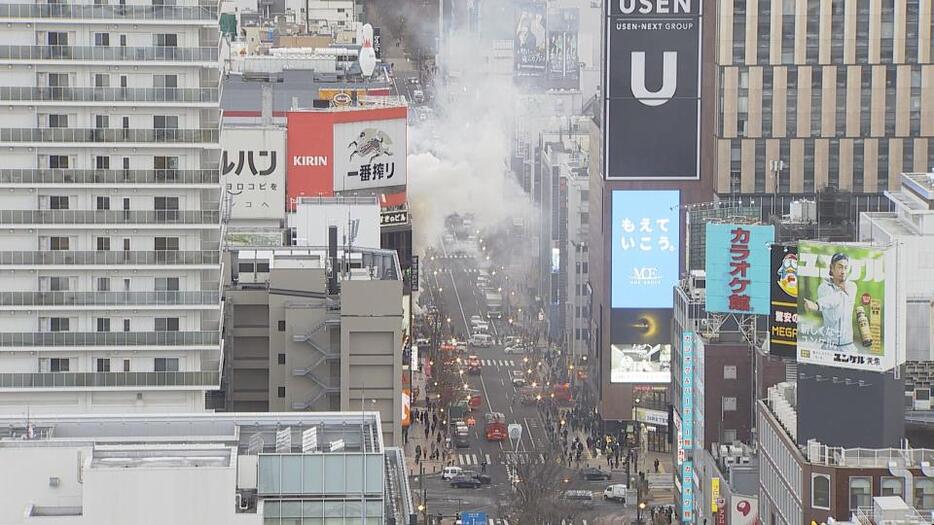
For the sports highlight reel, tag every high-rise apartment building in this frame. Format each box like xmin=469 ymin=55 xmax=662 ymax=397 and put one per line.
xmin=714 ymin=0 xmax=934 ymax=206
xmin=0 ymin=1 xmax=223 ymax=413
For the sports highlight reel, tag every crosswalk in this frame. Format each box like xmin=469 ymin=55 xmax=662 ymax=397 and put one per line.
xmin=456 ymin=453 xmax=493 ymax=466
xmin=502 ymin=451 xmax=548 ymax=465
xmin=478 ymin=359 xmax=515 ymax=367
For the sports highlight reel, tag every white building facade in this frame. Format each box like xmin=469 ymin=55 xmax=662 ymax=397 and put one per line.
xmin=0 ymin=0 xmax=224 ymax=413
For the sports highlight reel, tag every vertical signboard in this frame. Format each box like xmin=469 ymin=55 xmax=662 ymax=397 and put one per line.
xmin=705 ymin=223 xmax=775 ymax=315
xmin=680 ymin=330 xmax=695 ymax=523
xmin=220 ymin=127 xmax=287 ymax=220
xmin=604 ymin=0 xmax=702 ymax=179
xmin=515 ymin=2 xmax=547 ymax=78
xmin=769 ymin=244 xmax=798 ymax=358
xmin=730 ymin=495 xmax=759 ymax=525
xmin=797 ymin=242 xmax=898 ymax=372
xmin=286 ymin=112 xmax=334 ymax=205
xmin=546 ymin=7 xmax=580 ymax=89
xmin=331 ymin=117 xmax=407 ymax=191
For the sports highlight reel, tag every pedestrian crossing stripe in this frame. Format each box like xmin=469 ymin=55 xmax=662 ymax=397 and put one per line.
xmin=479 ymin=360 xmax=516 ymax=367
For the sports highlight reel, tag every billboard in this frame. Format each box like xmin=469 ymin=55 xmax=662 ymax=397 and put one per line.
xmin=604 ymin=0 xmax=702 ymax=180
xmin=730 ymin=495 xmax=759 ymax=525
xmin=611 ymin=343 xmax=671 ymax=383
xmin=797 ymin=242 xmax=898 ymax=372
xmin=220 ymin=127 xmax=287 ymax=220
xmin=515 ymin=2 xmax=547 ymax=77
xmin=705 ymin=223 xmax=775 ymax=315
xmin=286 ymin=112 xmax=335 ymax=204
xmin=611 ymin=308 xmax=672 ymax=344
xmin=332 ymin=117 xmax=407 ymax=191
xmin=680 ymin=330 xmax=696 ymax=524
xmin=546 ymin=7 xmax=580 ymax=89
xmin=611 ymin=190 xmax=680 ymax=308
xmin=769 ymin=244 xmax=798 ymax=359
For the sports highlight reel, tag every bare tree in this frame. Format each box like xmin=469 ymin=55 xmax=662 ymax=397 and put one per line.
xmin=498 ymin=450 xmax=590 ymax=525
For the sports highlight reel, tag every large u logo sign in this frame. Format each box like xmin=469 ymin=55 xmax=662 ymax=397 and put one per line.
xmin=630 ymin=51 xmax=678 ymax=107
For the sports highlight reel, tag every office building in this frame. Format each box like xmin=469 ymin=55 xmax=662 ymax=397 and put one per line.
xmin=714 ymin=0 xmax=934 ymax=211
xmin=222 ymin=240 xmax=405 ymax=446
xmin=0 ymin=412 xmax=414 ymax=525
xmin=0 ymin=1 xmax=224 ymax=413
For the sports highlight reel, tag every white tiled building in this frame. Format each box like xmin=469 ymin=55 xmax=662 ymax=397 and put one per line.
xmin=0 ymin=1 xmax=224 ymax=414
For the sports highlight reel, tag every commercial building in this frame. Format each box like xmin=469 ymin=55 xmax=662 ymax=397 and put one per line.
xmin=222 ymin=240 xmax=405 ymax=447
xmin=713 ymin=0 xmax=934 ymax=211
xmin=0 ymin=1 xmax=224 ymax=413
xmin=0 ymin=412 xmax=414 ymax=525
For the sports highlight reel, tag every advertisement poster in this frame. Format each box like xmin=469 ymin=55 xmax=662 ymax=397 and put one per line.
xmin=604 ymin=0 xmax=702 ymax=179
xmin=515 ymin=2 xmax=547 ymax=77
xmin=220 ymin=127 xmax=287 ymax=220
xmin=611 ymin=190 xmax=680 ymax=308
xmin=611 ymin=308 xmax=672 ymax=344
xmin=797 ymin=242 xmax=896 ymax=372
xmin=611 ymin=344 xmax=671 ymax=383
xmin=546 ymin=7 xmax=579 ymax=89
xmin=769 ymin=244 xmax=798 ymax=359
xmin=286 ymin=112 xmax=335 ymax=205
xmin=332 ymin=117 xmax=407 ymax=191
xmin=705 ymin=223 xmax=775 ymax=315
xmin=730 ymin=495 xmax=760 ymax=525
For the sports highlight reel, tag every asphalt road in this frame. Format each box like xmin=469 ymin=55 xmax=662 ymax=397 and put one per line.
xmin=415 ymin=235 xmax=631 ymax=524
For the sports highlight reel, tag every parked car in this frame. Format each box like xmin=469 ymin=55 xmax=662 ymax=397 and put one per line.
xmin=450 ymin=475 xmax=482 ymax=489
xmin=581 ymin=467 xmax=612 ymax=481
xmin=441 ymin=466 xmax=463 ymax=480
xmin=603 ymin=484 xmax=629 ymax=502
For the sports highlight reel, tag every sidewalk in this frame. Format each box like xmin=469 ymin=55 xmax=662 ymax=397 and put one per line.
xmin=404 ymin=369 xmax=446 ymax=477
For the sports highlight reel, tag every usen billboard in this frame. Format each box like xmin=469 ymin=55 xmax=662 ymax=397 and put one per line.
xmin=796 ymin=242 xmax=899 ymax=372
xmin=220 ymin=127 xmax=287 ymax=220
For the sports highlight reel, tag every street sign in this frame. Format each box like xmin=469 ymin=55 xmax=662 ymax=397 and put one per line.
xmin=461 ymin=512 xmax=487 ymax=525
xmin=508 ymin=423 xmax=523 ymax=440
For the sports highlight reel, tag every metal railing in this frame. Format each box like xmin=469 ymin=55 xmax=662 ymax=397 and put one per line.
xmin=0 ymin=128 xmax=219 ymax=143
xmin=0 ymin=291 xmax=220 ymax=306
xmin=0 ymin=331 xmax=220 ymax=347
xmin=0 ymin=169 xmax=219 ymax=185
xmin=0 ymin=45 xmax=219 ymax=62
xmin=0 ymin=250 xmax=220 ymax=265
xmin=0 ymin=370 xmax=220 ymax=389
xmin=0 ymin=86 xmax=219 ymax=103
xmin=0 ymin=210 xmax=219 ymax=224
xmin=0 ymin=3 xmax=219 ymax=20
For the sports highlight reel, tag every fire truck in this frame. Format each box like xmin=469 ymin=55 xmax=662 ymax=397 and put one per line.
xmin=484 ymin=412 xmax=508 ymax=441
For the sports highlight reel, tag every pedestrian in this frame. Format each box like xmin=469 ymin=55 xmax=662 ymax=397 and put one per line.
xmin=654 ymin=458 xmax=660 ymax=473
xmin=424 ymin=427 xmax=429 ymax=440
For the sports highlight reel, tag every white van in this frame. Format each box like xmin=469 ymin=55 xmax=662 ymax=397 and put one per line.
xmin=469 ymin=333 xmax=493 ymax=347
xmin=442 ymin=466 xmax=463 ymax=480
xmin=603 ymin=484 xmax=629 ymax=502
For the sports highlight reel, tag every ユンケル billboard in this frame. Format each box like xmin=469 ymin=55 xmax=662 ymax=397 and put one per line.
xmin=515 ymin=2 xmax=547 ymax=77
xmin=546 ymin=7 xmax=579 ymax=89
xmin=220 ymin=126 xmax=287 ymax=220
xmin=611 ymin=343 xmax=671 ymax=383
xmin=603 ymin=0 xmax=702 ymax=180
xmin=705 ymin=223 xmax=775 ymax=315
xmin=769 ymin=244 xmax=798 ymax=359
xmin=611 ymin=190 xmax=680 ymax=308
xmin=286 ymin=112 xmax=335 ymax=205
xmin=332 ymin=117 xmax=407 ymax=191
xmin=797 ymin=242 xmax=898 ymax=372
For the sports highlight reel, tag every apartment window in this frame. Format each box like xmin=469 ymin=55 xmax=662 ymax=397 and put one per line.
xmin=906 ymin=1 xmax=920 ymax=63
xmin=50 ymin=358 xmax=70 ymax=372
xmin=96 ymin=155 xmax=110 ymax=170
xmin=853 ymin=140 xmax=865 ymax=191
xmin=762 ymin=68 xmax=774 ymax=136
xmin=278 ymin=386 xmax=286 ymax=398
xmin=881 ymin=477 xmax=904 ymax=498
xmin=781 ymin=1 xmax=795 ymax=64
xmin=880 ymin=0 xmax=895 ymax=62
xmin=812 ymin=474 xmax=831 ymax=509
xmin=805 ymin=0 xmax=819 ymax=62
xmin=96 ymin=358 xmax=111 ymax=372
xmin=152 ymin=33 xmax=178 ymax=47
xmin=152 ymin=74 xmax=178 ymax=88
xmin=755 ymin=141 xmax=767 ymax=192
xmin=48 ymin=114 xmax=68 ymax=128
xmin=154 ymin=237 xmax=179 ymax=251
xmin=123 ymin=359 xmax=131 ymax=372
xmin=96 ymin=318 xmax=110 ymax=332
xmin=47 ymin=31 xmax=68 ymax=46
xmin=238 ymin=262 xmax=255 ymax=273
xmin=756 ymin=0 xmax=771 ymax=64
xmin=49 ymin=155 xmax=69 ymax=169
xmin=49 ymin=195 xmax=69 ymax=210
xmin=48 ymin=73 xmax=69 ymax=88
xmin=50 ymin=317 xmax=70 ymax=332
xmin=724 ymin=365 xmax=737 ymax=379
xmin=855 ymin=0 xmax=870 ymax=62
xmin=96 ymin=277 xmax=110 ymax=292
xmin=49 ymin=277 xmax=70 ymax=291
xmin=915 ymin=479 xmax=934 ymax=509
xmin=96 ymin=196 xmax=110 ymax=210
xmin=123 ymin=319 xmax=131 ymax=332
xmin=154 ymin=277 xmax=179 ymax=291
xmin=278 ymin=353 xmax=286 ymax=365
xmin=786 ymin=69 xmax=798 ymax=137
xmin=50 ymin=236 xmax=69 ymax=251
xmin=94 ymin=73 xmax=110 ymax=88
xmin=95 ymin=237 xmax=110 ymax=251
xmin=732 ymin=0 xmax=746 ymax=63
xmin=154 ymin=196 xmax=179 ymax=220
xmin=811 ymin=67 xmax=822 ymax=134
xmin=829 ymin=139 xmax=840 ymax=188
xmin=878 ymin=140 xmax=890 ymax=191
xmin=154 ymin=317 xmax=179 ymax=331
xmin=278 ymin=320 xmax=286 ymax=332
xmin=849 ymin=477 xmax=872 ymax=510
xmin=153 ymin=156 xmax=179 ymax=170
xmin=905 ymin=140 xmax=915 ymax=174
xmin=723 ymin=397 xmax=738 ymax=411
xmin=154 ymin=357 xmax=179 ymax=372
xmin=256 ymin=262 xmax=270 ymax=273
xmin=95 ymin=114 xmax=109 ymax=129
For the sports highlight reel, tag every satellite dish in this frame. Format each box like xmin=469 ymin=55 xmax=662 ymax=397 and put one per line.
xmin=358 ymin=23 xmax=377 ymax=78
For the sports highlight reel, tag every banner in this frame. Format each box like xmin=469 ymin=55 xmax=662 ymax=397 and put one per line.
xmin=515 ymin=2 xmax=547 ymax=77
xmin=332 ymin=117 xmax=407 ymax=191
xmin=220 ymin=127 xmax=287 ymax=220
xmin=546 ymin=7 xmax=580 ymax=89
xmin=769 ymin=244 xmax=798 ymax=358
xmin=797 ymin=242 xmax=896 ymax=372
xmin=705 ymin=223 xmax=775 ymax=315
xmin=286 ymin=112 xmax=335 ymax=204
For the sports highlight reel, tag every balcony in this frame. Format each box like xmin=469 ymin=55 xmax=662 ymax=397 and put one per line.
xmin=0 ymin=169 xmax=218 ymax=185
xmin=0 ymin=45 xmax=219 ymax=63
xmin=0 ymin=250 xmax=220 ymax=266
xmin=0 ymin=128 xmax=219 ymax=144
xmin=0 ymin=291 xmax=220 ymax=306
xmin=0 ymin=370 xmax=220 ymax=389
xmin=0 ymin=331 xmax=220 ymax=347
xmin=0 ymin=210 xmax=219 ymax=225
xmin=0 ymin=3 xmax=219 ymax=21
xmin=0 ymin=86 xmax=219 ymax=104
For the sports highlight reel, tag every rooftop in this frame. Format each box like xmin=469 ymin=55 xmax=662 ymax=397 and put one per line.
xmin=221 ymin=70 xmax=396 ymax=113
xmin=231 ymin=245 xmax=401 ymax=281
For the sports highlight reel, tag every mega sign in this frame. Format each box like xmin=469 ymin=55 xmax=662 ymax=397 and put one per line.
xmin=769 ymin=244 xmax=798 ymax=358
xmin=220 ymin=127 xmax=287 ymax=220
xmin=604 ymin=0 xmax=702 ymax=179
xmin=611 ymin=190 xmax=680 ymax=308
xmin=705 ymin=223 xmax=775 ymax=315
